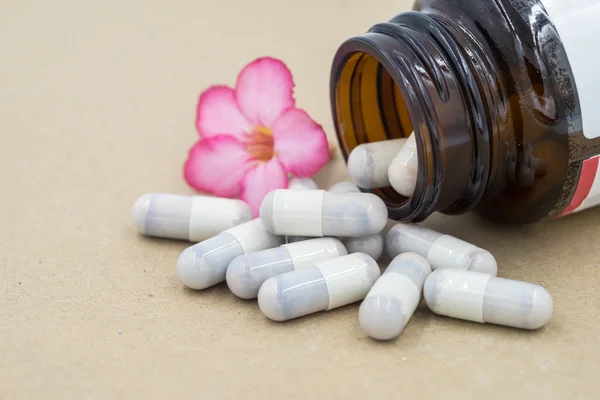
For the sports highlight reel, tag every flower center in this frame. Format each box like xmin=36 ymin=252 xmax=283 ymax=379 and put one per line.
xmin=246 ymin=126 xmax=275 ymax=162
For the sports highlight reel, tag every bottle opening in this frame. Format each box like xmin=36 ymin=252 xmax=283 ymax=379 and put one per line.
xmin=331 ymin=17 xmax=492 ymax=222
xmin=333 ymin=50 xmax=414 ymax=208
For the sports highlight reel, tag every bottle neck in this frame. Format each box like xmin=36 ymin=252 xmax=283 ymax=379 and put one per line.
xmin=331 ymin=10 xmax=500 ymax=221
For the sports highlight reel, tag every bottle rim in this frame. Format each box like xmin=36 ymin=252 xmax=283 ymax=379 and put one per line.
xmin=330 ymin=12 xmax=493 ymax=221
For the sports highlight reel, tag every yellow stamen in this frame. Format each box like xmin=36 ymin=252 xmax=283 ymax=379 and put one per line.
xmin=246 ymin=126 xmax=275 ymax=162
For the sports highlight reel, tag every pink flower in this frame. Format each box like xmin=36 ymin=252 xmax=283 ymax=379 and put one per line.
xmin=184 ymin=57 xmax=330 ymax=216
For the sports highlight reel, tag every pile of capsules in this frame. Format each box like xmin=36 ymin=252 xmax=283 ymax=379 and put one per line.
xmin=132 ymin=137 xmax=552 ymax=340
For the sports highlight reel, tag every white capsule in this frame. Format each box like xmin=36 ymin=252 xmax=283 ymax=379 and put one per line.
xmin=327 ymin=183 xmax=384 ymax=260
xmin=328 ymin=181 xmax=361 ymax=193
xmin=132 ymin=193 xmax=252 ymax=241
xmin=343 ymin=233 xmax=384 ymax=261
xmin=226 ymin=238 xmax=347 ymax=299
xmin=177 ymin=218 xmax=282 ymax=290
xmin=288 ymin=177 xmax=318 ymax=190
xmin=359 ymin=253 xmax=431 ymax=340
xmin=388 ymin=133 xmax=418 ymax=197
xmin=258 ymin=253 xmax=381 ymax=321
xmin=285 ymin=179 xmax=318 ymax=242
xmin=260 ymin=189 xmax=388 ymax=238
xmin=386 ymin=224 xmax=497 ymax=276
xmin=424 ymin=269 xmax=553 ymax=329
xmin=347 ymin=138 xmax=407 ymax=189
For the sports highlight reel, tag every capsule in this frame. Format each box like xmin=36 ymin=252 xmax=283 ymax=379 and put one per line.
xmin=226 ymin=237 xmax=347 ymax=299
xmin=328 ymin=181 xmax=361 ymax=193
xmin=347 ymin=138 xmax=407 ymax=189
xmin=260 ymin=189 xmax=388 ymax=237
xmin=343 ymin=233 xmax=384 ymax=261
xmin=388 ymin=133 xmax=418 ymax=197
xmin=327 ymin=184 xmax=384 ymax=260
xmin=287 ymin=177 xmax=318 ymax=190
xmin=177 ymin=218 xmax=282 ymax=290
xmin=285 ymin=179 xmax=317 ymax=242
xmin=424 ymin=269 xmax=553 ymax=329
xmin=386 ymin=223 xmax=497 ymax=276
xmin=359 ymin=253 xmax=431 ymax=340
xmin=258 ymin=253 xmax=381 ymax=321
xmin=132 ymin=193 xmax=252 ymax=241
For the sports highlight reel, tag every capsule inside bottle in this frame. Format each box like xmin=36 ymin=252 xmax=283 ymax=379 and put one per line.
xmin=388 ymin=133 xmax=418 ymax=197
xmin=347 ymin=138 xmax=407 ymax=189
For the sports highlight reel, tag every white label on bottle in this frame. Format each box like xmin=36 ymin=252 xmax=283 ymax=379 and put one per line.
xmin=542 ymin=0 xmax=600 ymax=139
xmin=558 ymin=155 xmax=600 ymax=216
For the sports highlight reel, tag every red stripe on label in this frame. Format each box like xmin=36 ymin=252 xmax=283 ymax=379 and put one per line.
xmin=558 ymin=156 xmax=600 ymax=217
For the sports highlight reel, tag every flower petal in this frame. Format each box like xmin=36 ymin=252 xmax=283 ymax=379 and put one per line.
xmin=184 ymin=135 xmax=254 ymax=197
xmin=272 ymin=108 xmax=330 ymax=177
xmin=240 ymin=158 xmax=288 ymax=216
xmin=196 ymin=86 xmax=252 ymax=138
xmin=235 ymin=57 xmax=295 ymax=127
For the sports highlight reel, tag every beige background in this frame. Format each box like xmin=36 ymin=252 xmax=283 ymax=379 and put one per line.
xmin=1 ymin=0 xmax=599 ymax=398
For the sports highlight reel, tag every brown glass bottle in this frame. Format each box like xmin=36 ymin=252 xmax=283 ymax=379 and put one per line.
xmin=331 ymin=0 xmax=600 ymax=223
